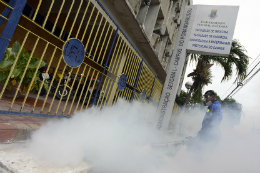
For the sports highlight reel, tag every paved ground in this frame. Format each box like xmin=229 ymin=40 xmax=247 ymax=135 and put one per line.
xmin=0 ymin=98 xmax=92 ymax=172
xmin=0 ymin=144 xmax=91 ymax=173
xmin=0 ymin=114 xmax=62 ymax=143
xmin=0 ymin=114 xmax=92 ymax=173
xmin=0 ymin=92 xmax=88 ymax=143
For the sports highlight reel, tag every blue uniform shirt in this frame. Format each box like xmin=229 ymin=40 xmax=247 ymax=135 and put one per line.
xmin=197 ymin=101 xmax=223 ymax=141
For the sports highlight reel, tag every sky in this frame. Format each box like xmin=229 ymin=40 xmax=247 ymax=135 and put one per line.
xmin=182 ymin=0 xmax=260 ymax=118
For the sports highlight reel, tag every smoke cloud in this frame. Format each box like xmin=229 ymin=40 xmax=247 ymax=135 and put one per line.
xmin=25 ymin=99 xmax=260 ymax=173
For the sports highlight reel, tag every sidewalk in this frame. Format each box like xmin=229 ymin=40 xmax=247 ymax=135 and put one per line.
xmin=0 ymin=114 xmax=92 ymax=173
xmin=0 ymin=143 xmax=91 ymax=173
xmin=0 ymin=114 xmax=62 ymax=143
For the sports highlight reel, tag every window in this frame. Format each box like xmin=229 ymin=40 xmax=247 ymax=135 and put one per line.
xmin=54 ymin=26 xmax=62 ymax=37
xmin=61 ymin=31 xmax=69 ymax=41
xmin=86 ymin=49 xmax=110 ymax=69
xmin=35 ymin=13 xmax=45 ymax=26
xmin=2 ymin=0 xmax=10 ymax=3
xmin=45 ymin=19 xmax=54 ymax=32
xmin=22 ymin=3 xmax=34 ymax=18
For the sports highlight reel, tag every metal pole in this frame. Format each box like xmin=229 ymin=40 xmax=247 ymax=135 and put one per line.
xmin=148 ymin=76 xmax=156 ymax=103
xmin=0 ymin=0 xmax=27 ymax=63
xmin=130 ymin=60 xmax=143 ymax=102
xmin=0 ymin=0 xmax=16 ymax=25
xmin=92 ymin=28 xmax=119 ymax=106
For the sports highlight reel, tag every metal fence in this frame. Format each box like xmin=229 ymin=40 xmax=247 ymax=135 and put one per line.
xmin=0 ymin=0 xmax=173 ymax=118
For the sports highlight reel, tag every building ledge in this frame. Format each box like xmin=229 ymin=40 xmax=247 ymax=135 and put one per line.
xmin=99 ymin=0 xmax=167 ymax=82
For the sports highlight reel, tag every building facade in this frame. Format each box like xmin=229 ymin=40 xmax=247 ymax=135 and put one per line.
xmin=100 ymin=0 xmax=192 ymax=95
xmin=0 ymin=0 xmax=191 ymax=117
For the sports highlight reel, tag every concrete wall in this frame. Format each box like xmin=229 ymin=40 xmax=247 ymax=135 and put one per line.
xmin=86 ymin=0 xmax=192 ymax=83
xmin=127 ymin=0 xmax=192 ymax=72
xmin=124 ymin=0 xmax=192 ymax=95
xmin=105 ymin=0 xmax=193 ymax=78
xmin=128 ymin=0 xmax=142 ymax=16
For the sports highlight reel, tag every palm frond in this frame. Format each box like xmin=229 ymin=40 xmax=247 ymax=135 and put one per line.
xmin=191 ymin=61 xmax=213 ymax=102
xmin=189 ymin=39 xmax=250 ymax=83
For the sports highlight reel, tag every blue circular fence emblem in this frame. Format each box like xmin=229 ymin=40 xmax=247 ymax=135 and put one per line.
xmin=118 ymin=74 xmax=127 ymax=91
xmin=140 ymin=89 xmax=146 ymax=101
xmin=63 ymin=39 xmax=85 ymax=67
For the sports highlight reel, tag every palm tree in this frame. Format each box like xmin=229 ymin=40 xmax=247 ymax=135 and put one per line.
xmin=182 ymin=59 xmax=213 ymax=108
xmin=182 ymin=39 xmax=250 ymax=109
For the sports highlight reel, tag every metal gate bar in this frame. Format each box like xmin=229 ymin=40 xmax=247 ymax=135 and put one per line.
xmin=148 ymin=77 xmax=156 ymax=103
xmin=130 ymin=60 xmax=143 ymax=102
xmin=0 ymin=0 xmax=26 ymax=62
xmin=93 ymin=28 xmax=119 ymax=105
xmin=0 ymin=0 xmax=15 ymax=25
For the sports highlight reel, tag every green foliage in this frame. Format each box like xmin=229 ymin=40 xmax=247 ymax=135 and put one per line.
xmin=192 ymin=61 xmax=213 ymax=102
xmin=222 ymin=97 xmax=242 ymax=109
xmin=209 ymin=92 xmax=242 ymax=123
xmin=185 ymin=39 xmax=249 ymax=108
xmin=0 ymin=41 xmax=47 ymax=92
xmin=176 ymin=90 xmax=200 ymax=107
xmin=221 ymin=97 xmax=242 ymax=114
xmin=219 ymin=96 xmax=243 ymax=126
xmin=175 ymin=90 xmax=187 ymax=106
xmin=178 ymin=90 xmax=243 ymax=122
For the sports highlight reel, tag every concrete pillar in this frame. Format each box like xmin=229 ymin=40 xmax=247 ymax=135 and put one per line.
xmin=127 ymin=0 xmax=142 ymax=16
xmin=160 ymin=0 xmax=174 ymax=35
xmin=150 ymin=33 xmax=160 ymax=49
xmin=157 ymin=36 xmax=168 ymax=61
xmin=137 ymin=5 xmax=149 ymax=27
xmin=176 ymin=55 xmax=189 ymax=96
xmin=144 ymin=4 xmax=160 ymax=40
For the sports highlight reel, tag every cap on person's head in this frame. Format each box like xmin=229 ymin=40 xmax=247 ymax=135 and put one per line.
xmin=204 ymin=90 xmax=216 ymax=96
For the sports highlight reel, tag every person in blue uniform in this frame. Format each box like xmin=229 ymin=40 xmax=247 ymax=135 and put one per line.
xmin=186 ymin=90 xmax=223 ymax=151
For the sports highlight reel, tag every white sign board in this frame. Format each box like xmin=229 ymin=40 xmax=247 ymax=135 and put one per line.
xmin=156 ymin=5 xmax=239 ymax=131
xmin=187 ymin=5 xmax=239 ymax=57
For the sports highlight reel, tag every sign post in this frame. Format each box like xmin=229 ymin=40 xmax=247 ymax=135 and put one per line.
xmin=155 ymin=5 xmax=239 ymax=131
